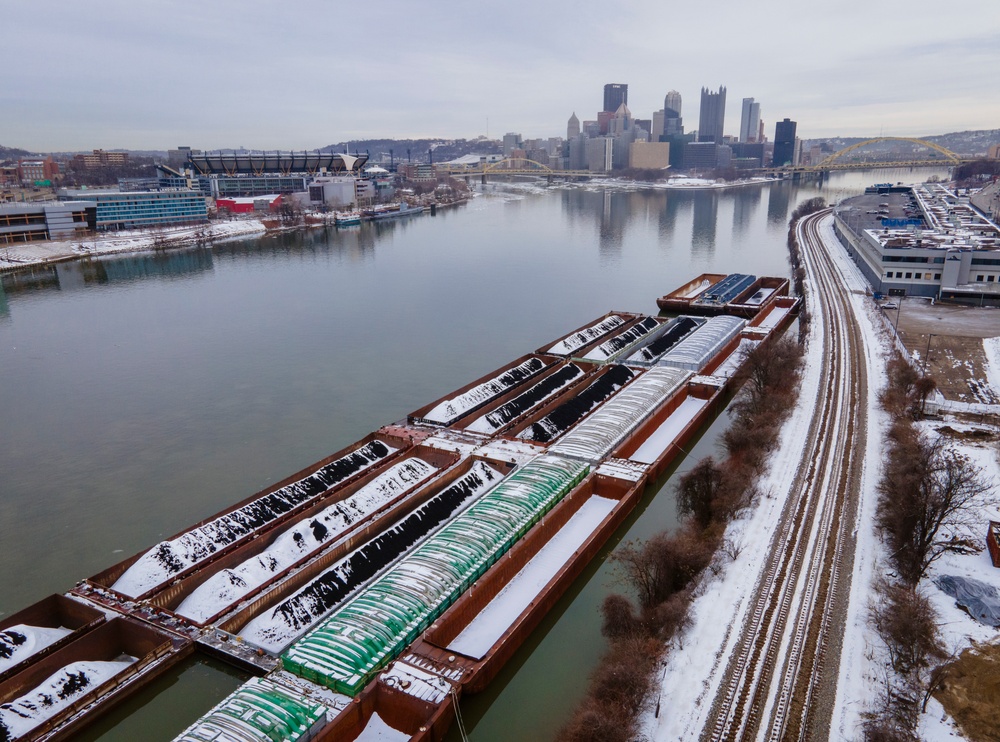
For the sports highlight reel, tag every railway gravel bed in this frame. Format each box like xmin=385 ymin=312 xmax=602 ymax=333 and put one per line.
xmin=702 ymin=210 xmax=868 ymax=742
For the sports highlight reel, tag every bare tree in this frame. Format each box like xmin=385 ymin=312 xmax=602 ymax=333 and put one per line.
xmin=876 ymin=435 xmax=995 ymax=584
xmin=611 ymin=527 xmax=714 ymax=613
xmin=730 ymin=336 xmax=803 ymax=418
xmin=866 ymin=578 xmax=948 ymax=739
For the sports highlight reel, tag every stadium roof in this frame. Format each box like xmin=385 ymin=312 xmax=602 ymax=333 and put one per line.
xmin=187 ymin=151 xmax=368 ymax=176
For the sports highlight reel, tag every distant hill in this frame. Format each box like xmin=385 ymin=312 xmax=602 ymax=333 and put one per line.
xmin=0 ymin=145 xmax=33 ymax=159
xmin=322 ymin=138 xmax=502 ymax=164
xmin=805 ymin=129 xmax=1000 ymax=157
xmin=922 ymin=130 xmax=1000 ymax=156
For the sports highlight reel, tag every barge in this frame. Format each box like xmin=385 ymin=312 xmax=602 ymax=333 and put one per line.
xmin=655 ymin=272 xmax=790 ymax=318
xmin=0 ymin=275 xmax=798 ymax=741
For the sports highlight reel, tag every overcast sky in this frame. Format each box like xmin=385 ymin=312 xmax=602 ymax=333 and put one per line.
xmin=4 ymin=0 xmax=998 ymax=151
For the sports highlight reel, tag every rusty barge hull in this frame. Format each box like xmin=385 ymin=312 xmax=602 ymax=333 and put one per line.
xmin=0 ymin=276 xmax=800 ymax=742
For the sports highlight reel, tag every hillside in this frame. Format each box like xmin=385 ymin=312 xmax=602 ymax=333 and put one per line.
xmin=805 ymin=130 xmax=1000 ymax=157
xmin=0 ymin=145 xmax=33 ymax=160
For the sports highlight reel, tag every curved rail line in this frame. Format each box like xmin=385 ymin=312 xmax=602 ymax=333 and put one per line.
xmin=702 ymin=210 xmax=867 ymax=742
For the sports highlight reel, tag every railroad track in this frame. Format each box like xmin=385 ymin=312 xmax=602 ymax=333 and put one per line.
xmin=702 ymin=210 xmax=868 ymax=742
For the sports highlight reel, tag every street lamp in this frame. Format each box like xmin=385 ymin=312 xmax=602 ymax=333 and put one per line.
xmin=923 ymin=333 xmax=935 ymax=376
xmin=892 ymin=297 xmax=903 ymax=334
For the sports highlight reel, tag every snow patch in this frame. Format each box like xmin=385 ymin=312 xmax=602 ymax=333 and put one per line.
xmin=0 ymin=659 xmax=134 ymax=740
xmin=448 ymin=495 xmax=617 ymax=659
xmin=0 ymin=625 xmax=73 ymax=675
xmin=175 ymin=458 xmax=436 ymax=622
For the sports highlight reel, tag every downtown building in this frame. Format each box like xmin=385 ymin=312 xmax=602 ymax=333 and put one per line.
xmin=739 ymin=98 xmax=761 ymax=143
xmin=773 ymin=118 xmax=798 ymax=167
xmin=698 ymin=86 xmax=726 ymax=144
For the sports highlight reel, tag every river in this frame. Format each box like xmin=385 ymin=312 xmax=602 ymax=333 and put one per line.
xmin=0 ymin=168 xmax=950 ymax=740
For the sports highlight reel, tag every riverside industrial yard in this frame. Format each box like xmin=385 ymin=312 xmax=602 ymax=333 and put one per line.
xmin=3 ymin=169 xmax=1000 ymax=742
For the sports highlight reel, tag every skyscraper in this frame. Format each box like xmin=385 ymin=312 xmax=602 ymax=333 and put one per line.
xmin=698 ymin=86 xmax=726 ymax=144
xmin=603 ymin=83 xmax=628 ymax=113
xmin=773 ymin=118 xmax=797 ymax=167
xmin=664 ymin=90 xmax=682 ymax=119
xmin=740 ymin=98 xmax=761 ymax=143
xmin=567 ymin=112 xmax=580 ymax=140
xmin=502 ymin=132 xmax=522 ymax=157
xmin=663 ymin=90 xmax=683 ymax=137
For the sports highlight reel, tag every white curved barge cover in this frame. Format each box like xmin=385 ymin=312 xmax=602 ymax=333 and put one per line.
xmin=658 ymin=315 xmax=746 ymax=372
xmin=172 ymin=676 xmax=328 ymax=742
xmin=548 ymin=366 xmax=691 ymax=462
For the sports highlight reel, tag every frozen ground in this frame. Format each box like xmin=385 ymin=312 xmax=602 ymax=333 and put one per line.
xmin=640 ymin=248 xmax=828 ymax=740
xmin=637 ymin=209 xmax=1000 ymax=740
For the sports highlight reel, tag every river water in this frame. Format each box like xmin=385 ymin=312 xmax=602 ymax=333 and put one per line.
xmin=0 ymin=168 xmax=949 ymax=740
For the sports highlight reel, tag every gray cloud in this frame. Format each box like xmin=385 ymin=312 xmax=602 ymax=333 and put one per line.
xmin=2 ymin=0 xmax=997 ymax=150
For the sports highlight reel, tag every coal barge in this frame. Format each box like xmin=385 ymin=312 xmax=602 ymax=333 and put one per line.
xmin=0 ymin=276 xmax=798 ymax=742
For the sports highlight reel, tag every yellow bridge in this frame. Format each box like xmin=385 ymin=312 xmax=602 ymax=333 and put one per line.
xmin=761 ymin=137 xmax=974 ymax=173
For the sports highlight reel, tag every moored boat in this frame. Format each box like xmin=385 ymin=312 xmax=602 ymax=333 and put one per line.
xmin=334 ymin=211 xmax=361 ymax=226
xmin=362 ymin=202 xmax=425 ymax=222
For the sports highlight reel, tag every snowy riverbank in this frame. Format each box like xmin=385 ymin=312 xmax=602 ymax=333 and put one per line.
xmin=0 ymin=218 xmax=268 ymax=273
xmin=641 ymin=213 xmax=1000 ymax=741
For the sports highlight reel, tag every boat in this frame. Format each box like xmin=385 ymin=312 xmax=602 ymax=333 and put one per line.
xmin=334 ymin=211 xmax=361 ymax=226
xmin=362 ymin=202 xmax=425 ymax=222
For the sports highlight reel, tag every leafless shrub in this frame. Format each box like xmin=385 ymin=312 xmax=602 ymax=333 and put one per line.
xmin=647 ymin=589 xmax=694 ymax=639
xmin=869 ymin=579 xmax=946 ymax=676
xmin=601 ymin=593 xmax=641 ymax=640
xmin=723 ymin=536 xmax=744 ymax=561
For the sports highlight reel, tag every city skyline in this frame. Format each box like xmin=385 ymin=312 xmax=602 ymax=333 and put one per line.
xmin=3 ymin=0 xmax=998 ymax=151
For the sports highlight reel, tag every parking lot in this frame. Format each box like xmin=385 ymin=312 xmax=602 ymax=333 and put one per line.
xmin=879 ymin=296 xmax=1000 ymax=403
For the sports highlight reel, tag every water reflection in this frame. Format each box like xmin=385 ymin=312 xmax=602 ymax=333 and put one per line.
xmin=0 ymin=167 xmax=959 ymax=742
xmin=83 ymin=249 xmax=215 ymax=285
xmin=767 ymin=181 xmax=793 ymax=225
xmin=692 ymin=192 xmax=718 ymax=255
xmin=657 ymin=191 xmax=685 ymax=241
xmin=732 ymin=185 xmax=761 ymax=236
xmin=598 ymin=190 xmax=624 ymax=261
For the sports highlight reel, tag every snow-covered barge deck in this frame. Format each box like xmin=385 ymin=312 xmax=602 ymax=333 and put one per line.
xmin=0 ymin=276 xmax=797 ymax=741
